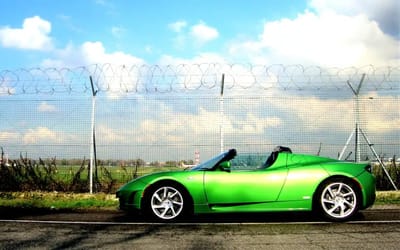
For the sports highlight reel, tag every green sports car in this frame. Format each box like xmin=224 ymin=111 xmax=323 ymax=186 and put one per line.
xmin=116 ymin=146 xmax=376 ymax=222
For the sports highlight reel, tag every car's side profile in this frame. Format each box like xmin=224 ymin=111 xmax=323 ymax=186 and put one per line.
xmin=116 ymin=146 xmax=376 ymax=222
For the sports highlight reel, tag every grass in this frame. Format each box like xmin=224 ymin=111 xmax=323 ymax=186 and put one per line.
xmin=0 ymin=191 xmax=399 ymax=211
xmin=374 ymin=190 xmax=400 ymax=205
xmin=0 ymin=192 xmax=118 ymax=211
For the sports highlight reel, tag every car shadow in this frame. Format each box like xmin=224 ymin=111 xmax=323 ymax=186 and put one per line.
xmin=113 ymin=211 xmax=352 ymax=223
xmin=0 ymin=207 xmax=366 ymax=223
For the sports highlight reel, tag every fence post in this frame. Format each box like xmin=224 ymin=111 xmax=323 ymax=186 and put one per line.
xmin=89 ymin=76 xmax=98 ymax=194
xmin=344 ymin=73 xmax=397 ymax=190
xmin=220 ymin=74 xmax=225 ymax=153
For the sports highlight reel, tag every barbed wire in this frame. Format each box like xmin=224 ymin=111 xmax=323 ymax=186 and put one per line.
xmin=0 ymin=64 xmax=399 ymax=95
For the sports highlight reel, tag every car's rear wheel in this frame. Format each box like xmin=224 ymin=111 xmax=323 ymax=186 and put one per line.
xmin=316 ymin=178 xmax=360 ymax=221
xmin=145 ymin=184 xmax=187 ymax=221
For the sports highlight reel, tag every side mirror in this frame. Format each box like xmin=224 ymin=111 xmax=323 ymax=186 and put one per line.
xmin=218 ymin=161 xmax=231 ymax=171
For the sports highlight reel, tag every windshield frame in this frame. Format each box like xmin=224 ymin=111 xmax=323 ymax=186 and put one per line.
xmin=190 ymin=149 xmax=237 ymax=171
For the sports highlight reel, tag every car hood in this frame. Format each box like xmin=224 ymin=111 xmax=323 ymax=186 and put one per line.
xmin=118 ymin=170 xmax=197 ymax=190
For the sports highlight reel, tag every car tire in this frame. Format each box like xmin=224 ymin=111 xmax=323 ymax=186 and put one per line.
xmin=143 ymin=183 xmax=188 ymax=221
xmin=315 ymin=178 xmax=360 ymax=222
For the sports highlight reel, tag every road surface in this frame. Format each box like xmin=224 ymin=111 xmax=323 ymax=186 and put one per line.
xmin=0 ymin=206 xmax=399 ymax=249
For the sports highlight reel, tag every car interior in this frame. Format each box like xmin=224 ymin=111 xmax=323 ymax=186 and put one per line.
xmin=261 ymin=146 xmax=292 ymax=169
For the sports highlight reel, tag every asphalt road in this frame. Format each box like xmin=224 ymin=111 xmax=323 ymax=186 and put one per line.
xmin=0 ymin=206 xmax=399 ymax=249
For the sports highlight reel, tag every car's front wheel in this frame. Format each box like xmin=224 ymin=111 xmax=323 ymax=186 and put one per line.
xmin=144 ymin=184 xmax=187 ymax=221
xmin=316 ymin=178 xmax=360 ymax=221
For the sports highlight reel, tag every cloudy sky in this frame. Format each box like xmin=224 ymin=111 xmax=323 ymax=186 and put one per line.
xmin=0 ymin=0 xmax=399 ymax=161
xmin=0 ymin=0 xmax=399 ymax=69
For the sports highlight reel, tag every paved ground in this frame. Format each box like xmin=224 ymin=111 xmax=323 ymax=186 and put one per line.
xmin=1 ymin=204 xmax=399 ymax=222
xmin=0 ymin=206 xmax=399 ymax=249
xmin=1 ymin=219 xmax=399 ymax=249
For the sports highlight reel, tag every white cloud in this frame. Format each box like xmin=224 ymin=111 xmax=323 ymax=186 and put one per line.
xmin=190 ymin=21 xmax=219 ymax=45
xmin=80 ymin=42 xmax=146 ymax=98
xmin=131 ymin=104 xmax=281 ymax=145
xmin=96 ymin=124 xmax=126 ymax=143
xmin=41 ymin=43 xmax=80 ymax=68
xmin=0 ymin=16 xmax=53 ymax=50
xmin=229 ymin=10 xmax=399 ymax=67
xmin=268 ymin=92 xmax=400 ymax=136
xmin=81 ymin=41 xmax=143 ymax=65
xmin=229 ymin=113 xmax=281 ymax=134
xmin=159 ymin=52 xmax=226 ymax=65
xmin=168 ymin=21 xmax=189 ymax=49
xmin=0 ymin=126 xmax=81 ymax=147
xmin=42 ymin=41 xmax=145 ymax=68
xmin=168 ymin=20 xmax=187 ymax=33
xmin=309 ymin=0 xmax=400 ymax=36
xmin=40 ymin=41 xmax=146 ymax=98
xmin=21 ymin=126 xmax=80 ymax=145
xmin=38 ymin=101 xmax=57 ymax=112
xmin=22 ymin=127 xmax=58 ymax=144
xmin=284 ymin=97 xmax=354 ymax=131
xmin=168 ymin=20 xmax=219 ymax=49
xmin=0 ymin=131 xmax=20 ymax=142
xmin=361 ymin=93 xmax=400 ymax=134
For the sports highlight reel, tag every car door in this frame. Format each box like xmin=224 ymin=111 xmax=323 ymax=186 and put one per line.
xmin=203 ymin=167 xmax=288 ymax=205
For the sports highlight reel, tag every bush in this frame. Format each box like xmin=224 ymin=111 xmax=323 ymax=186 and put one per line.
xmin=372 ymin=160 xmax=399 ymax=191
xmin=0 ymin=154 xmax=118 ymax=193
xmin=1 ymin=151 xmax=399 ymax=193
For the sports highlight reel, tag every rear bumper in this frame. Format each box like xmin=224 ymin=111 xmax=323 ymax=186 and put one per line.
xmin=356 ymin=171 xmax=376 ymax=209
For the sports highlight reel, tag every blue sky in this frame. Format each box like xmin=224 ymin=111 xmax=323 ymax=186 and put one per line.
xmin=0 ymin=0 xmax=399 ymax=161
xmin=0 ymin=0 xmax=399 ymax=69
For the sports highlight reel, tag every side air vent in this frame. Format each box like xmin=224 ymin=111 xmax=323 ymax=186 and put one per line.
xmin=365 ymin=164 xmax=372 ymax=173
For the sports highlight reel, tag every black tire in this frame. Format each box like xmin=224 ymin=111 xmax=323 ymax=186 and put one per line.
xmin=314 ymin=178 xmax=360 ymax=222
xmin=143 ymin=183 xmax=189 ymax=221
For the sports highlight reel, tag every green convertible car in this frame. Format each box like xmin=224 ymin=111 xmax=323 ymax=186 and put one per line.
xmin=116 ymin=146 xmax=376 ymax=222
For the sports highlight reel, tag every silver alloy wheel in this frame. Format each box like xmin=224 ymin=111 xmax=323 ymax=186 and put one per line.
xmin=320 ymin=182 xmax=357 ymax=219
xmin=150 ymin=186 xmax=184 ymax=220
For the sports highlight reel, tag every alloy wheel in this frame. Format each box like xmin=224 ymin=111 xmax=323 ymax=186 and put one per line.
xmin=320 ymin=182 xmax=357 ymax=220
xmin=150 ymin=186 xmax=184 ymax=220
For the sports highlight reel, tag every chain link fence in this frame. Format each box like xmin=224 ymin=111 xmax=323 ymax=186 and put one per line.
xmin=0 ymin=64 xmax=399 ymax=192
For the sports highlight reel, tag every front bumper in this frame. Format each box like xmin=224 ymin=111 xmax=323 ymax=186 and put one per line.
xmin=116 ymin=189 xmax=143 ymax=211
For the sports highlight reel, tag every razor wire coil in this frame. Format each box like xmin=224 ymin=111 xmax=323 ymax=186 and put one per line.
xmin=1 ymin=64 xmax=399 ymax=95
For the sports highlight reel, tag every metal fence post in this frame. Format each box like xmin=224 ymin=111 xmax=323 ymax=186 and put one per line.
xmin=89 ymin=76 xmax=98 ymax=194
xmin=220 ymin=73 xmax=225 ymax=153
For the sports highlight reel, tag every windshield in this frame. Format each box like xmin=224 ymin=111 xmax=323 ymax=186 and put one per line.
xmin=190 ymin=149 xmax=237 ymax=171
